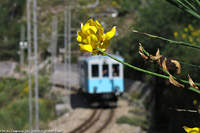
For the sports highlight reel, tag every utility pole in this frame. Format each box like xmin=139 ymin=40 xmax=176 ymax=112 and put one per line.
xmin=33 ymin=0 xmax=39 ymax=130
xmin=64 ymin=10 xmax=68 ymax=90
xmin=27 ymin=0 xmax=32 ymax=130
xmin=51 ymin=16 xmax=57 ymax=89
xmin=67 ymin=6 xmax=71 ymax=94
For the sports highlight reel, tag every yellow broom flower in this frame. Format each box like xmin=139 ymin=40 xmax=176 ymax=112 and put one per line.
xmin=77 ymin=19 xmax=116 ymax=55
xmin=174 ymin=32 xmax=178 ymax=38
xmin=183 ymin=126 xmax=200 ymax=133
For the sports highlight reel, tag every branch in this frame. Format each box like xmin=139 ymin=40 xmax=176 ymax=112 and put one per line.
xmin=132 ymin=30 xmax=200 ymax=50
xmin=165 ymin=0 xmax=200 ymax=19
xmin=169 ymin=107 xmax=199 ymax=113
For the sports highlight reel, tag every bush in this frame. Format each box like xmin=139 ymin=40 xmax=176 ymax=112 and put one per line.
xmin=117 ymin=115 xmax=149 ymax=130
xmin=0 ymin=77 xmax=56 ymax=129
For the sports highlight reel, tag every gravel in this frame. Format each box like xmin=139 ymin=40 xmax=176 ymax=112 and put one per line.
xmin=49 ymin=99 xmax=146 ymax=133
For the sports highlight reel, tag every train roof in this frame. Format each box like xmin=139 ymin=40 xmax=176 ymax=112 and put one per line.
xmin=78 ymin=55 xmax=124 ymax=63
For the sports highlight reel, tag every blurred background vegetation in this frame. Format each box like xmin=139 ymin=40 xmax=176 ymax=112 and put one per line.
xmin=0 ymin=0 xmax=199 ymax=132
xmin=0 ymin=77 xmax=55 ymax=129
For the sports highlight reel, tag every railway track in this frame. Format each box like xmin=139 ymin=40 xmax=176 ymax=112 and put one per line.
xmin=70 ymin=108 xmax=115 ymax=133
xmin=50 ymin=82 xmax=116 ymax=132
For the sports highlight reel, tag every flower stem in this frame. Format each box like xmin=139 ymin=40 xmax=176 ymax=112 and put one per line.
xmin=97 ymin=47 xmax=169 ymax=79
xmin=132 ymin=30 xmax=200 ymax=49
xmin=188 ymin=87 xmax=200 ymax=94
xmin=97 ymin=46 xmax=200 ymax=94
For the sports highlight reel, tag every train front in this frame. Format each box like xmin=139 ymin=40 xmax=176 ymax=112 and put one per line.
xmin=79 ymin=55 xmax=124 ymax=102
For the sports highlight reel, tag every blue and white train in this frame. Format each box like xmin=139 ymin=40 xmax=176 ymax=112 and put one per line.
xmin=78 ymin=55 xmax=124 ymax=102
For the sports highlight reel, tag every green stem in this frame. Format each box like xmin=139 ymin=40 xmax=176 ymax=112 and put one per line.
xmin=196 ymin=0 xmax=200 ymax=7
xmin=189 ymin=87 xmax=200 ymax=94
xmin=185 ymin=8 xmax=200 ymax=19
xmin=177 ymin=0 xmax=193 ymax=10
xmin=97 ymin=47 xmax=168 ymax=79
xmin=183 ymin=0 xmax=197 ymax=11
xmin=97 ymin=46 xmax=200 ymax=94
xmin=165 ymin=0 xmax=200 ymax=19
xmin=133 ymin=30 xmax=200 ymax=49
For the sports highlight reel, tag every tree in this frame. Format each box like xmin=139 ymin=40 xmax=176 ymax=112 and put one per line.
xmin=0 ymin=0 xmax=26 ymax=60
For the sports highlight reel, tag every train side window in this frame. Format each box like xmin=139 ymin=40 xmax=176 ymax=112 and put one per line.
xmin=102 ymin=64 xmax=109 ymax=77
xmin=92 ymin=64 xmax=99 ymax=77
xmin=112 ymin=64 xmax=119 ymax=77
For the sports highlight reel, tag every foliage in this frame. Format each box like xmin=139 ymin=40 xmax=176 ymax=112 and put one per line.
xmin=0 ymin=77 xmax=55 ymax=129
xmin=162 ymin=27 xmax=200 ymax=81
xmin=110 ymin=0 xmax=200 ymax=132
xmin=112 ymin=0 xmax=182 ymax=81
xmin=130 ymin=91 xmax=141 ymax=100
xmin=112 ymin=0 xmax=199 ymax=82
xmin=173 ymin=24 xmax=200 ymax=45
xmin=0 ymin=0 xmax=26 ymax=60
xmin=117 ymin=115 xmax=149 ymax=130
xmin=0 ymin=78 xmax=26 ymax=107
xmin=113 ymin=0 xmax=141 ymax=16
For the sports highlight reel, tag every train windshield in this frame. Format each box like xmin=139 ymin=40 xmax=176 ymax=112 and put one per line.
xmin=102 ymin=64 xmax=109 ymax=77
xmin=92 ymin=64 xmax=99 ymax=77
xmin=112 ymin=64 xmax=120 ymax=77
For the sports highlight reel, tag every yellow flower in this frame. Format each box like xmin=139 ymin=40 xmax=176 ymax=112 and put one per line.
xmin=112 ymin=1 xmax=118 ymax=6
xmin=77 ymin=19 xmax=116 ymax=55
xmin=174 ymin=32 xmax=178 ymax=38
xmin=184 ymin=28 xmax=188 ymax=32
xmin=183 ymin=126 xmax=200 ymax=133
xmin=188 ymin=24 xmax=194 ymax=31
xmin=193 ymin=100 xmax=197 ymax=105
xmin=199 ymin=105 xmax=200 ymax=112
xmin=189 ymin=36 xmax=193 ymax=43
xmin=182 ymin=33 xmax=186 ymax=39
xmin=192 ymin=32 xmax=198 ymax=36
